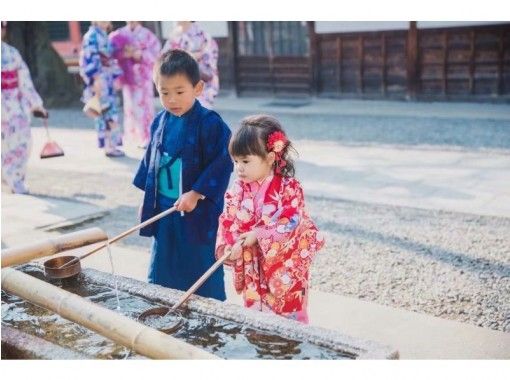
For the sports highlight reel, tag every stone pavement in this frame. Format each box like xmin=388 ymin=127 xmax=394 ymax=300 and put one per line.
xmin=2 ymin=97 xmax=510 ymax=358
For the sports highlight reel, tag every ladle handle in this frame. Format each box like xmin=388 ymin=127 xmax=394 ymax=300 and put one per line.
xmin=171 ymin=249 xmax=232 ymax=311
xmin=56 ymin=206 xmax=178 ymax=270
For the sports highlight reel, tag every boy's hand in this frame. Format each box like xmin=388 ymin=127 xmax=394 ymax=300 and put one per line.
xmin=238 ymin=231 xmax=257 ymax=247
xmin=174 ymin=190 xmax=204 ymax=212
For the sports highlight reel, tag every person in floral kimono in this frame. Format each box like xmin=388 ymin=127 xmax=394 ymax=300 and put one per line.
xmin=1 ymin=21 xmax=48 ymax=194
xmin=79 ymin=21 xmax=124 ymax=157
xmin=216 ymin=115 xmax=325 ymax=323
xmin=161 ymin=22 xmax=219 ymax=109
xmin=110 ymin=22 xmax=161 ymax=148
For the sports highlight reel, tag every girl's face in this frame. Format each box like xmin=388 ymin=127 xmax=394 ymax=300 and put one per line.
xmin=156 ymin=73 xmax=203 ymax=117
xmin=233 ymin=153 xmax=275 ymax=183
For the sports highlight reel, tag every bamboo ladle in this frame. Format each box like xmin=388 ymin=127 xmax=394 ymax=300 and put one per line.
xmin=55 ymin=206 xmax=177 ymax=271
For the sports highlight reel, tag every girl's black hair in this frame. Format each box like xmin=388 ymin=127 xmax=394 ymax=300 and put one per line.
xmin=153 ymin=49 xmax=200 ymax=85
xmin=229 ymin=115 xmax=297 ymax=177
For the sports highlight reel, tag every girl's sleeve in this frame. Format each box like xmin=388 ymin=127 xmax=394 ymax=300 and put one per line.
xmin=215 ymin=182 xmax=246 ymax=293
xmin=215 ymin=182 xmax=242 ymax=262
xmin=254 ymin=179 xmax=325 ymax=313
xmin=16 ymin=50 xmax=43 ymax=109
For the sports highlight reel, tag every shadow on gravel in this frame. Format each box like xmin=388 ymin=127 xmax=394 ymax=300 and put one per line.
xmin=318 ymin=219 xmax=510 ymax=278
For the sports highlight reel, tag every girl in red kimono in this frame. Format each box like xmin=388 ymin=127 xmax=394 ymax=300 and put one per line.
xmin=216 ymin=115 xmax=325 ymax=323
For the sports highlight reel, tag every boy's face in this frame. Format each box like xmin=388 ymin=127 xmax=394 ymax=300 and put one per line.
xmin=156 ymin=73 xmax=203 ymax=117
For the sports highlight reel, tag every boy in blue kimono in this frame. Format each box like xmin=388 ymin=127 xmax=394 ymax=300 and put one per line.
xmin=133 ymin=49 xmax=233 ymax=300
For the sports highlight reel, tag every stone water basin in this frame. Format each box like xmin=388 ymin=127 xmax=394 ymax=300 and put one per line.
xmin=1 ymin=264 xmax=398 ymax=359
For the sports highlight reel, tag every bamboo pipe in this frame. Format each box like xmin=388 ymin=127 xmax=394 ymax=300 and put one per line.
xmin=57 ymin=207 xmax=177 ymax=270
xmin=1 ymin=227 xmax=108 ymax=268
xmin=1 ymin=267 xmax=219 ymax=360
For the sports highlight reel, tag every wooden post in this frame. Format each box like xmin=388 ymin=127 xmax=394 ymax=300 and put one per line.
xmin=68 ymin=21 xmax=81 ymax=45
xmin=227 ymin=21 xmax=239 ymax=97
xmin=337 ymin=36 xmax=343 ymax=95
xmin=1 ymin=227 xmax=108 ymax=268
xmin=469 ymin=30 xmax=475 ymax=94
xmin=308 ymin=21 xmax=319 ymax=96
xmin=1 ymin=267 xmax=220 ymax=360
xmin=442 ymin=31 xmax=449 ymax=95
xmin=359 ymin=35 xmax=364 ymax=94
xmin=381 ymin=33 xmax=387 ymax=96
xmin=497 ymin=28 xmax=504 ymax=96
xmin=406 ymin=21 xmax=418 ymax=100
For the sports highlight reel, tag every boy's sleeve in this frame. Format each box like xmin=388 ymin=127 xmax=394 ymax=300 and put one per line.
xmin=132 ymin=113 xmax=162 ymax=190
xmin=192 ymin=114 xmax=233 ymax=203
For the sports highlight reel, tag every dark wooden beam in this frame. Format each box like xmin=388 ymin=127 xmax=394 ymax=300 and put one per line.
xmin=382 ymin=33 xmax=387 ymax=95
xmin=406 ymin=21 xmax=418 ymax=100
xmin=227 ymin=22 xmax=239 ymax=97
xmin=337 ymin=36 xmax=343 ymax=94
xmin=308 ymin=21 xmax=318 ymax=96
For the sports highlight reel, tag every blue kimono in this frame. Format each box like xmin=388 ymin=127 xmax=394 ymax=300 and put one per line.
xmin=133 ymin=100 xmax=233 ymax=300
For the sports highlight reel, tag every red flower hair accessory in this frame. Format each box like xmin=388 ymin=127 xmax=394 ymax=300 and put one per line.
xmin=267 ymin=131 xmax=288 ymax=174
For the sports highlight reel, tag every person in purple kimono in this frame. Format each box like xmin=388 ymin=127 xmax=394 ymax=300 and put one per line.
xmin=110 ymin=22 xmax=161 ymax=148
xmin=161 ymin=22 xmax=219 ymax=109
xmin=79 ymin=21 xmax=125 ymax=157
xmin=2 ymin=21 xmax=48 ymax=194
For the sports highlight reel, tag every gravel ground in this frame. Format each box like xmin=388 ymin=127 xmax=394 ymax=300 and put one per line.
xmin=23 ymin=102 xmax=510 ymax=333
xmin=306 ymin=195 xmax=510 ymax=333
xmin=27 ymin=163 xmax=510 ymax=334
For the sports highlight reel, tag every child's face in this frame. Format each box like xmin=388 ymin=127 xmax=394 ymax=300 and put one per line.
xmin=233 ymin=154 xmax=275 ymax=183
xmin=156 ymin=73 xmax=203 ymax=117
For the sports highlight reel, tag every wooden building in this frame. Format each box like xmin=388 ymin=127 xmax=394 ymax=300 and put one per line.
xmin=48 ymin=21 xmax=510 ymax=102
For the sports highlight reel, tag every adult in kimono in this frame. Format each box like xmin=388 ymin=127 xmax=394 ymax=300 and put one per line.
xmin=1 ymin=21 xmax=47 ymax=194
xmin=79 ymin=21 xmax=125 ymax=157
xmin=216 ymin=115 xmax=325 ymax=323
xmin=161 ymin=22 xmax=219 ymax=109
xmin=110 ymin=22 xmax=161 ymax=148
xmin=133 ymin=49 xmax=232 ymax=300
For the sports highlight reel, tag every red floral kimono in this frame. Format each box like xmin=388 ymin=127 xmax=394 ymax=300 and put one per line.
xmin=216 ymin=174 xmax=325 ymax=323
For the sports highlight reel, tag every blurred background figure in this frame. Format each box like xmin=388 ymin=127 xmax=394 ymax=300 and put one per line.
xmin=79 ymin=21 xmax=125 ymax=157
xmin=162 ymin=21 xmax=219 ymax=109
xmin=110 ymin=22 xmax=161 ymax=148
xmin=1 ymin=21 xmax=48 ymax=194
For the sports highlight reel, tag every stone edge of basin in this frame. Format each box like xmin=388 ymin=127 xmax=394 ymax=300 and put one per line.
xmin=83 ymin=267 xmax=399 ymax=360
xmin=1 ymin=324 xmax=91 ymax=359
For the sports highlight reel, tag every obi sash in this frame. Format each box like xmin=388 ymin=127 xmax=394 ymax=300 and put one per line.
xmin=1 ymin=70 xmax=18 ymax=90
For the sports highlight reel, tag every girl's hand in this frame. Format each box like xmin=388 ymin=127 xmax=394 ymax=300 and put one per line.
xmin=239 ymin=231 xmax=257 ymax=247
xmin=229 ymin=240 xmax=243 ymax=261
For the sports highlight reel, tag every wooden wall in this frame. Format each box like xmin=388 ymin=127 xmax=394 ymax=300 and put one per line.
xmin=316 ymin=30 xmax=408 ymax=99
xmin=417 ymin=24 xmax=510 ymax=99
xmin=315 ymin=23 xmax=510 ymax=101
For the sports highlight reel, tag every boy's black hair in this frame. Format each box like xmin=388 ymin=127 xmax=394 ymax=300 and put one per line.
xmin=154 ymin=49 xmax=200 ymax=85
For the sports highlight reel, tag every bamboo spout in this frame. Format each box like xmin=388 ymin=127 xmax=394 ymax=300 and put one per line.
xmin=1 ymin=267 xmax=220 ymax=360
xmin=1 ymin=227 xmax=108 ymax=268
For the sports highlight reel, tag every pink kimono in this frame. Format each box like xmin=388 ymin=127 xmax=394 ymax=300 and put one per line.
xmin=161 ymin=23 xmax=219 ymax=109
xmin=1 ymin=41 xmax=43 ymax=193
xmin=216 ymin=174 xmax=325 ymax=323
xmin=110 ymin=24 xmax=161 ymax=146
